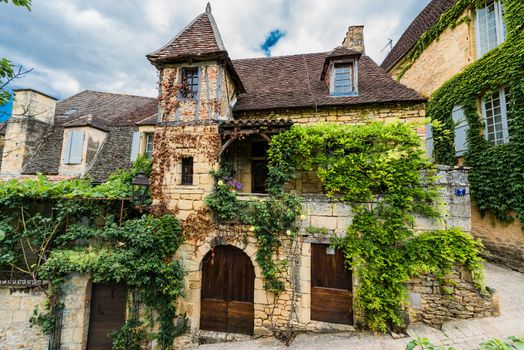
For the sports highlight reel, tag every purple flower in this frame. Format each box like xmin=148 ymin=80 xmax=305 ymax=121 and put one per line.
xmin=225 ymin=177 xmax=243 ymax=190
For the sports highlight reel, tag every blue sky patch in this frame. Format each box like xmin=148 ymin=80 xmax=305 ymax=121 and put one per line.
xmin=0 ymin=93 xmax=13 ymax=122
xmin=260 ymin=29 xmax=286 ymax=56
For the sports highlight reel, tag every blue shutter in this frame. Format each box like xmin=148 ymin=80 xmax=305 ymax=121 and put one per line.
xmin=452 ymin=105 xmax=468 ymax=156
xmin=68 ymin=131 xmax=84 ymax=164
xmin=63 ymin=131 xmax=72 ymax=163
xmin=130 ymin=131 xmax=140 ymax=161
xmin=425 ymin=124 xmax=434 ymax=160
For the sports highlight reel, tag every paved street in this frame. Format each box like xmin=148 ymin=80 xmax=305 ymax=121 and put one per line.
xmin=193 ymin=263 xmax=524 ymax=350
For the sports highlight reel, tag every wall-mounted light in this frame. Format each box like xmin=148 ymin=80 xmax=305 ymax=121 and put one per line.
xmin=326 ymin=247 xmax=335 ymax=255
xmin=132 ymin=173 xmax=150 ymax=203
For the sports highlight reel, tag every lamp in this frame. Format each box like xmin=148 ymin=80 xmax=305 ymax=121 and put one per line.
xmin=131 ymin=173 xmax=150 ymax=203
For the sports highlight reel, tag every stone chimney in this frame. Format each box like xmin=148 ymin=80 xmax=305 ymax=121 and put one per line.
xmin=342 ymin=25 xmax=365 ymax=53
xmin=0 ymin=89 xmax=57 ymax=176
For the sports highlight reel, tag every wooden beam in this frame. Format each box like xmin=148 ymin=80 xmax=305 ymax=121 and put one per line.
xmin=218 ymin=137 xmax=236 ymax=158
xmin=260 ymin=133 xmax=271 ymax=142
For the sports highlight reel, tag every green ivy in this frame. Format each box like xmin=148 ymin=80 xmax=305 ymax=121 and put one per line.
xmin=207 ymin=122 xmax=485 ymax=332
xmin=425 ymin=0 xmax=524 ymax=224
xmin=0 ymin=158 xmax=185 ymax=349
xmin=205 ymin=165 xmax=302 ymax=296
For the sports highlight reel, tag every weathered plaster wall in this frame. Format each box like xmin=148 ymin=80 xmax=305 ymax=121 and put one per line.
xmin=471 ymin=206 xmax=524 ymax=273
xmin=0 ymin=287 xmax=48 ymax=350
xmin=58 ymin=126 xmax=107 ymax=177
xmin=160 ymin=61 xmax=236 ymax=123
xmin=389 ymin=9 xmax=476 ymax=97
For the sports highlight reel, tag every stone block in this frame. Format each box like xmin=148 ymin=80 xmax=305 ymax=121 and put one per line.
xmin=310 ymin=216 xmax=337 ymax=231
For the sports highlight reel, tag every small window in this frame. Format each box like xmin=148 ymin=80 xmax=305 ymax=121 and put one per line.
xmin=181 ymin=157 xmax=194 ymax=185
xmin=452 ymin=105 xmax=469 ymax=156
xmin=63 ymin=130 xmax=84 ymax=164
xmin=482 ymin=88 xmax=510 ymax=145
xmin=251 ymin=160 xmax=268 ymax=194
xmin=145 ymin=133 xmax=154 ymax=159
xmin=476 ymin=0 xmax=505 ymax=57
xmin=181 ymin=67 xmax=199 ymax=99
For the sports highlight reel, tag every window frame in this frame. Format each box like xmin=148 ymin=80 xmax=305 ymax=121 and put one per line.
xmin=475 ymin=0 xmax=505 ymax=58
xmin=145 ymin=133 xmax=154 ymax=159
xmin=181 ymin=157 xmax=194 ymax=185
xmin=180 ymin=67 xmax=200 ymax=99
xmin=329 ymin=59 xmax=358 ymax=97
xmin=482 ymin=87 xmax=510 ymax=145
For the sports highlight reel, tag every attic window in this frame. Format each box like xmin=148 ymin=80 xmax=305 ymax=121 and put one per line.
xmin=330 ymin=61 xmax=357 ymax=96
xmin=181 ymin=67 xmax=199 ymax=99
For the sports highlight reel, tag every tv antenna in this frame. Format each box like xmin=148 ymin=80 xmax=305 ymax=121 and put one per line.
xmin=381 ymin=39 xmax=393 ymax=53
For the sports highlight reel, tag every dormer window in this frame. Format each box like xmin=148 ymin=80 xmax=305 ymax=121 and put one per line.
xmin=181 ymin=67 xmax=199 ymax=99
xmin=63 ymin=130 xmax=84 ymax=164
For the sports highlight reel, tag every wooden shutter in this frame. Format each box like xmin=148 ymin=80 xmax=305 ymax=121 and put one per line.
xmin=62 ymin=131 xmax=72 ymax=163
xmin=452 ymin=105 xmax=468 ymax=156
xmin=68 ymin=131 xmax=84 ymax=164
xmin=130 ymin=131 xmax=140 ymax=161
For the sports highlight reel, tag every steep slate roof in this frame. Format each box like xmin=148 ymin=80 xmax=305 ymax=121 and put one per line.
xmin=23 ymin=90 xmax=157 ymax=180
xmin=232 ymin=53 xmax=424 ymax=112
xmin=146 ymin=4 xmax=225 ymax=63
xmin=380 ymin=0 xmax=457 ymax=71
xmin=55 ymin=90 xmax=157 ymax=126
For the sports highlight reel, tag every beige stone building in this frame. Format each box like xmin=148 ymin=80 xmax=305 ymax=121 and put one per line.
xmin=381 ymin=0 xmax=523 ymax=272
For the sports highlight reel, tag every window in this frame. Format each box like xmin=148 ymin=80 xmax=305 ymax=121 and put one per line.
xmin=181 ymin=67 xmax=199 ymax=99
xmin=145 ymin=133 xmax=154 ymax=159
xmin=181 ymin=157 xmax=194 ymax=185
xmin=452 ymin=105 xmax=469 ymax=156
xmin=63 ymin=130 xmax=84 ymax=164
xmin=331 ymin=63 xmax=354 ymax=96
xmin=476 ymin=0 xmax=505 ymax=57
xmin=482 ymin=88 xmax=510 ymax=145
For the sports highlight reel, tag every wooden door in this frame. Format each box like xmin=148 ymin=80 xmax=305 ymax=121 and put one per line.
xmin=87 ymin=282 xmax=127 ymax=350
xmin=311 ymin=244 xmax=353 ymax=325
xmin=200 ymin=245 xmax=255 ymax=335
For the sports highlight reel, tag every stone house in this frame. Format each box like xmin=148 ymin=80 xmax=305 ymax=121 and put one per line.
xmin=0 ymin=4 xmax=498 ymax=349
xmin=0 ymin=89 xmax=158 ymax=181
xmin=381 ymin=0 xmax=524 ymax=272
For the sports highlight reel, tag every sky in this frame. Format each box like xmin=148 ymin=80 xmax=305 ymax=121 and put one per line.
xmin=0 ymin=0 xmax=431 ymax=101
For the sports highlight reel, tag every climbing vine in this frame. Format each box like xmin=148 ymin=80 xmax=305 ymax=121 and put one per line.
xmin=423 ymin=0 xmax=524 ymax=223
xmin=0 ymin=157 xmax=186 ymax=349
xmin=207 ymin=122 xmax=485 ymax=332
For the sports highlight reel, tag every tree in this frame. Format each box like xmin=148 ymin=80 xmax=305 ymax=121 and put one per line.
xmin=0 ymin=0 xmax=32 ymax=106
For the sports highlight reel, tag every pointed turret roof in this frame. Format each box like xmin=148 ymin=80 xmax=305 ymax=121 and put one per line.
xmin=147 ymin=3 xmax=245 ymax=93
xmin=147 ymin=3 xmax=226 ymax=64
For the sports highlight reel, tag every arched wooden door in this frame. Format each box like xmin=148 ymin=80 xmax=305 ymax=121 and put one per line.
xmin=200 ymin=245 xmax=255 ymax=335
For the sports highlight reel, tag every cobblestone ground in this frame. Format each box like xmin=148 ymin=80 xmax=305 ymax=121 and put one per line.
xmin=194 ymin=263 xmax=524 ymax=350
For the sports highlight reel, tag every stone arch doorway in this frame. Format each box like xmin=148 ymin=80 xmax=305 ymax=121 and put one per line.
xmin=200 ymin=245 xmax=255 ymax=335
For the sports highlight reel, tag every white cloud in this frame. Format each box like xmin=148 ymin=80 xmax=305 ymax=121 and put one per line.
xmin=0 ymin=0 xmax=430 ymax=100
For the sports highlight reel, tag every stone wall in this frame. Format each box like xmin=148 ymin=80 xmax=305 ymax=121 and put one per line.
xmin=173 ymin=165 xmax=479 ymax=340
xmin=388 ymin=8 xmax=476 ymax=97
xmin=234 ymin=102 xmax=426 ymax=139
xmin=0 ymin=286 xmax=48 ymax=350
xmin=60 ymin=274 xmax=91 ymax=350
xmin=471 ymin=205 xmax=524 ymax=273
xmin=407 ymin=267 xmax=497 ymax=327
